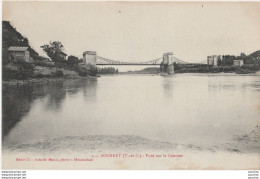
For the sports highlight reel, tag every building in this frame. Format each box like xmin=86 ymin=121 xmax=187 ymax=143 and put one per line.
xmin=39 ymin=56 xmax=55 ymax=66
xmin=207 ymin=55 xmax=221 ymax=66
xmin=8 ymin=46 xmax=31 ymax=62
xmin=58 ymin=52 xmax=67 ymax=61
xmin=83 ymin=51 xmax=97 ymax=66
xmin=233 ymin=59 xmax=244 ymax=66
xmin=40 ymin=56 xmax=51 ymax=62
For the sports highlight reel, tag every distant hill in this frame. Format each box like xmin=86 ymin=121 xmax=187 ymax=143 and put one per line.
xmin=2 ymin=21 xmax=40 ymax=61
xmin=249 ymin=50 xmax=260 ymax=58
xmin=244 ymin=50 xmax=260 ymax=64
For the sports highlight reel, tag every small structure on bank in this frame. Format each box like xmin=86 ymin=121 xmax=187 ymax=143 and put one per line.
xmin=7 ymin=46 xmax=33 ymax=63
xmin=233 ymin=59 xmax=244 ymax=66
xmin=83 ymin=51 xmax=97 ymax=66
xmin=207 ymin=55 xmax=221 ymax=66
xmin=58 ymin=51 xmax=67 ymax=61
xmin=77 ymin=51 xmax=97 ymax=75
xmin=40 ymin=56 xmax=51 ymax=62
xmin=160 ymin=52 xmax=174 ymax=75
xmin=39 ymin=56 xmax=55 ymax=66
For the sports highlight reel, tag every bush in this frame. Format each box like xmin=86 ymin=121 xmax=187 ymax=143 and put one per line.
xmin=98 ymin=67 xmax=119 ymax=74
xmin=34 ymin=73 xmax=54 ymax=78
xmin=78 ymin=68 xmax=88 ymax=76
xmin=222 ymin=66 xmax=236 ymax=72
xmin=56 ymin=62 xmax=67 ymax=69
xmin=34 ymin=60 xmax=55 ymax=67
xmin=242 ymin=64 xmax=260 ymax=71
xmin=88 ymin=64 xmax=98 ymax=76
xmin=3 ymin=61 xmax=34 ymax=80
xmin=34 ymin=73 xmax=45 ymax=78
xmin=54 ymin=70 xmax=64 ymax=77
xmin=77 ymin=63 xmax=97 ymax=76
xmin=3 ymin=68 xmax=19 ymax=80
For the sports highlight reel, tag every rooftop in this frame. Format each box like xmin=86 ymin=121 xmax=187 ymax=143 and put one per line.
xmin=207 ymin=55 xmax=219 ymax=58
xmin=60 ymin=51 xmax=67 ymax=56
xmin=163 ymin=52 xmax=173 ymax=55
xmin=8 ymin=46 xmax=28 ymax=52
xmin=83 ymin=51 xmax=97 ymax=55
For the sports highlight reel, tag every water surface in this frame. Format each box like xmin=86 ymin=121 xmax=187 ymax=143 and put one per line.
xmin=2 ymin=73 xmax=260 ymax=152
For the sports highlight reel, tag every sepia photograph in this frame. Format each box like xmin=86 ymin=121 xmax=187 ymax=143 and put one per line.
xmin=1 ymin=1 xmax=260 ymax=171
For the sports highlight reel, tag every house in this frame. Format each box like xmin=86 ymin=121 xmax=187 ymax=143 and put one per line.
xmin=233 ymin=59 xmax=244 ymax=66
xmin=207 ymin=55 xmax=221 ymax=66
xmin=58 ymin=51 xmax=67 ymax=61
xmin=39 ymin=56 xmax=55 ymax=66
xmin=8 ymin=46 xmax=31 ymax=62
xmin=40 ymin=56 xmax=51 ymax=62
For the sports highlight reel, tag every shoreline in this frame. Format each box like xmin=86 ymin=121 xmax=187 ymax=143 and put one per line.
xmin=3 ymin=71 xmax=260 ymax=86
xmin=2 ymin=75 xmax=97 ymax=86
xmin=2 ymin=133 xmax=259 ymax=170
xmin=120 ymin=65 xmax=260 ymax=75
xmin=119 ymin=71 xmax=260 ymax=75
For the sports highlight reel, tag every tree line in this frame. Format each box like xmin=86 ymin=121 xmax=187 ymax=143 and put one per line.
xmin=218 ymin=52 xmax=260 ymax=66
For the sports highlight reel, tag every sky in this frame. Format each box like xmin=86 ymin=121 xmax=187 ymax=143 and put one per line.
xmin=2 ymin=1 xmax=260 ymax=63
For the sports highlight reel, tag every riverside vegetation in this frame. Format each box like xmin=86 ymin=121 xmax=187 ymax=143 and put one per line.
xmin=2 ymin=21 xmax=259 ymax=80
xmin=123 ymin=54 xmax=260 ymax=75
xmin=2 ymin=21 xmax=118 ymax=82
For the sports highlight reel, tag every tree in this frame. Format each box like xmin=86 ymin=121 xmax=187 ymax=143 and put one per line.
xmin=217 ymin=59 xmax=222 ymax=66
xmin=40 ymin=41 xmax=65 ymax=63
xmin=222 ymin=55 xmax=235 ymax=66
xmin=67 ymin=55 xmax=79 ymax=67
xmin=240 ymin=53 xmax=246 ymax=57
xmin=240 ymin=53 xmax=247 ymax=61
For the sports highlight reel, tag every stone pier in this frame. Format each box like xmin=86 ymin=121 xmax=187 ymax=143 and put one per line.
xmin=83 ymin=51 xmax=97 ymax=66
xmin=160 ymin=52 xmax=174 ymax=75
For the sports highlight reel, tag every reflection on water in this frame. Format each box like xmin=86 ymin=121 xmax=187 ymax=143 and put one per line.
xmin=2 ymin=78 xmax=97 ymax=137
xmin=2 ymin=73 xmax=260 ymax=151
xmin=163 ymin=77 xmax=174 ymax=98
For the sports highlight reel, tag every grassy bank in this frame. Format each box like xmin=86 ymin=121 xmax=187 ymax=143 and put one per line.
xmin=2 ymin=61 xmax=99 ymax=84
xmin=2 ymin=62 xmax=98 ymax=86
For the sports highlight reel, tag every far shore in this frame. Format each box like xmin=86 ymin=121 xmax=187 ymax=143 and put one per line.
xmin=120 ymin=70 xmax=260 ymax=75
xmin=120 ymin=66 xmax=260 ymax=75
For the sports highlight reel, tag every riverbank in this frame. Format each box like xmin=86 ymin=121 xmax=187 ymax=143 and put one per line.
xmin=120 ymin=67 xmax=160 ymax=74
xmin=121 ymin=65 xmax=260 ymax=75
xmin=2 ymin=128 xmax=259 ymax=169
xmin=175 ymin=65 xmax=260 ymax=74
xmin=2 ymin=75 xmax=97 ymax=86
xmin=3 ymin=125 xmax=259 ymax=169
xmin=3 ymin=125 xmax=259 ymax=154
xmin=2 ymin=63 xmax=100 ymax=86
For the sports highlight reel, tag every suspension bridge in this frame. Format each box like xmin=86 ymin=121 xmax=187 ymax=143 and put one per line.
xmin=82 ymin=51 xmax=207 ymax=75
xmin=96 ymin=55 xmax=207 ymax=65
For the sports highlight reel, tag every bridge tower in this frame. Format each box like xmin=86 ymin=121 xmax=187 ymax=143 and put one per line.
xmin=83 ymin=51 xmax=97 ymax=66
xmin=160 ymin=52 xmax=174 ymax=75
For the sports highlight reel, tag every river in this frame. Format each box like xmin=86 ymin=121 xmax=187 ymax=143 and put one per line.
xmin=2 ymin=73 xmax=260 ymax=169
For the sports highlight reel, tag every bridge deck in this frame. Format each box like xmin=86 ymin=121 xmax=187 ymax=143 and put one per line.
xmin=96 ymin=63 xmax=206 ymax=66
xmin=96 ymin=64 xmax=161 ymax=66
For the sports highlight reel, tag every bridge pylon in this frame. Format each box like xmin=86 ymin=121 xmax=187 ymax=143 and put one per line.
xmin=83 ymin=51 xmax=97 ymax=66
xmin=160 ymin=52 xmax=174 ymax=75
